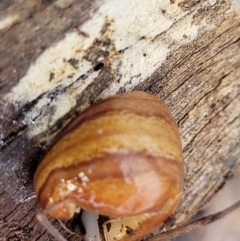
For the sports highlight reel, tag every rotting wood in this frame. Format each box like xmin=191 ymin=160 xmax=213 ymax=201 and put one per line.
xmin=0 ymin=0 xmax=240 ymax=240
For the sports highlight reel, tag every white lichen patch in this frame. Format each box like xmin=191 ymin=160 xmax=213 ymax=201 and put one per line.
xmin=82 ymin=0 xmax=184 ymax=51
xmin=0 ymin=14 xmax=19 ymax=31
xmin=5 ymin=0 xmax=219 ymax=138
xmin=99 ymin=1 xmax=214 ymax=98
xmin=6 ymin=32 xmax=95 ymax=104
xmin=231 ymin=0 xmax=240 ymax=16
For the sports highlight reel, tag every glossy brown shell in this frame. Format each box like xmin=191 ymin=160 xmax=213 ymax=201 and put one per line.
xmin=34 ymin=91 xmax=183 ymax=222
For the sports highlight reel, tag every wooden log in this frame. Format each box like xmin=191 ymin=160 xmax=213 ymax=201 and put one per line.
xmin=0 ymin=0 xmax=240 ymax=240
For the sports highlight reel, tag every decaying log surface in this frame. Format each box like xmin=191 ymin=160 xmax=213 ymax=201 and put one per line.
xmin=0 ymin=0 xmax=239 ymax=240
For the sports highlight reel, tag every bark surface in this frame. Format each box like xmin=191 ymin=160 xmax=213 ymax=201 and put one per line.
xmin=0 ymin=0 xmax=240 ymax=240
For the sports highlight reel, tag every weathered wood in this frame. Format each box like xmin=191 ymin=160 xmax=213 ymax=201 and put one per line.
xmin=0 ymin=0 xmax=240 ymax=240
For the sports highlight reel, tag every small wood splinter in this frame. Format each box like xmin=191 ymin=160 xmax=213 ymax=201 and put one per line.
xmin=37 ymin=212 xmax=67 ymax=241
xmin=148 ymin=199 xmax=240 ymax=241
xmin=37 ymin=199 xmax=77 ymax=241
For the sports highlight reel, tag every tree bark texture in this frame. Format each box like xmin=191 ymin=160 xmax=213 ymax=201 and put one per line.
xmin=0 ymin=0 xmax=240 ymax=240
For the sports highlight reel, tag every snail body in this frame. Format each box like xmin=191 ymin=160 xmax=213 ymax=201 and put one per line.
xmin=34 ymin=91 xmax=183 ymax=241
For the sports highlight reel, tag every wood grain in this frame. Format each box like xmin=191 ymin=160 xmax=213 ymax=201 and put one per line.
xmin=0 ymin=0 xmax=239 ymax=240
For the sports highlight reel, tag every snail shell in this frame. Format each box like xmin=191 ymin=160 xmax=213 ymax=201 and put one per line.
xmin=34 ymin=91 xmax=184 ymax=241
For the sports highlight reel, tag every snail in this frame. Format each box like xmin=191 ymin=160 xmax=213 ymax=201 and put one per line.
xmin=34 ymin=91 xmax=184 ymax=241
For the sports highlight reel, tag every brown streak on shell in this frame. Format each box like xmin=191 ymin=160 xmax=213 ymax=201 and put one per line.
xmin=58 ymin=91 xmax=177 ymax=139
xmin=38 ymin=150 xmax=182 ymax=218
xmin=35 ymin=111 xmax=182 ymax=198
